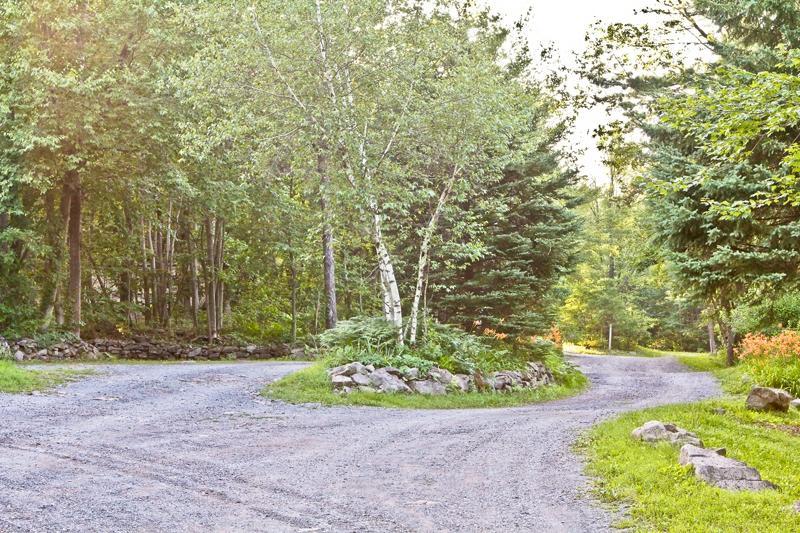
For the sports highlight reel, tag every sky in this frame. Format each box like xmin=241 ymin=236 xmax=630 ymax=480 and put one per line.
xmin=487 ymin=0 xmax=653 ymax=183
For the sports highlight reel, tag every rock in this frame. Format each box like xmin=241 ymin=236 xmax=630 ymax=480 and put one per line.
xmin=357 ymin=386 xmax=378 ymax=393
xmin=428 ymin=367 xmax=453 ymax=385
xmin=13 ymin=350 xmax=25 ymax=362
xmin=331 ymin=375 xmax=354 ymax=387
xmin=409 ymin=379 xmax=446 ymax=395
xmin=383 ymin=366 xmax=403 ymax=377
xmin=402 ymin=367 xmax=420 ymax=380
xmin=631 ymin=420 xmax=703 ymax=447
xmin=792 ymin=501 xmax=800 ymax=514
xmin=350 ymin=373 xmax=371 ymax=386
xmin=791 ymin=399 xmax=800 ymax=411
xmin=187 ymin=347 xmax=202 ymax=358
xmin=679 ymin=444 xmax=775 ymax=491
xmin=746 ymin=386 xmax=793 ymax=412
xmin=368 ymin=368 xmax=411 ymax=393
xmin=712 ymin=407 xmax=727 ymax=415
xmin=491 ymin=372 xmax=513 ymax=391
xmin=328 ymin=362 xmax=366 ymax=377
xmin=450 ymin=374 xmax=471 ymax=392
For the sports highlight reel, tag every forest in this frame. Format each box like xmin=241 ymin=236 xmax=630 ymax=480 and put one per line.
xmin=1 ymin=0 xmax=800 ymax=372
xmin=2 ymin=1 xmax=800 ymax=532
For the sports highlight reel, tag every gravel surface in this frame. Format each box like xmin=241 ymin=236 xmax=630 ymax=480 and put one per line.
xmin=0 ymin=355 xmax=719 ymax=532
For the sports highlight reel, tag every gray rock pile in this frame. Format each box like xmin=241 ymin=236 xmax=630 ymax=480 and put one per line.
xmin=4 ymin=337 xmax=297 ymax=361
xmin=746 ymin=386 xmax=794 ymax=412
xmin=328 ymin=361 xmax=553 ymax=395
xmin=632 ymin=420 xmax=775 ymax=491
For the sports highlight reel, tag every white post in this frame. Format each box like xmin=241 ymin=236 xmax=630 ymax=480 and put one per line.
xmin=608 ymin=323 xmax=613 ymax=353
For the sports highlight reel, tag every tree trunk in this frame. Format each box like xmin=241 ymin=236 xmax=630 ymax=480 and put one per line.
xmin=66 ymin=173 xmax=82 ymax=337
xmin=608 ymin=323 xmax=613 ymax=353
xmin=318 ymin=152 xmax=337 ymax=330
xmin=188 ymin=225 xmax=200 ymax=333
xmin=205 ymin=216 xmax=218 ymax=342
xmin=407 ymin=170 xmax=456 ymax=344
xmin=373 ymin=211 xmax=402 ymax=341
xmin=40 ymin=186 xmax=71 ymax=329
xmin=707 ymin=321 xmax=717 ymax=354
xmin=289 ymin=252 xmax=298 ymax=343
xmin=214 ymin=218 xmax=224 ymax=333
xmin=723 ymin=323 xmax=736 ymax=366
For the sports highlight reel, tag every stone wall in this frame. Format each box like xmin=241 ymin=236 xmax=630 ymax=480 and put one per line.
xmin=2 ymin=337 xmax=301 ymax=362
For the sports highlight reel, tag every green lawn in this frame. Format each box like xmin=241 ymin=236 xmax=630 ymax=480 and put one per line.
xmin=263 ymin=361 xmax=588 ymax=409
xmin=582 ymin=353 xmax=800 ymax=532
xmin=0 ymin=360 xmax=90 ymax=393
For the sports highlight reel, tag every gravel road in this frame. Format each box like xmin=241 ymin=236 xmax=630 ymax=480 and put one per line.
xmin=0 ymin=355 xmax=719 ymax=532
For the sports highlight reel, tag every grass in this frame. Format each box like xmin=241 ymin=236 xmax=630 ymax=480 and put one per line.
xmin=581 ymin=352 xmax=800 ymax=531
xmin=0 ymin=360 xmax=90 ymax=393
xmin=263 ymin=360 xmax=588 ymax=409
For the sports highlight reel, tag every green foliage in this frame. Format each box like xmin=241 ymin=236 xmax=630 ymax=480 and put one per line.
xmin=319 ymin=316 xmax=566 ymax=377
xmin=582 ymin=398 xmax=800 ymax=532
xmin=743 ymin=358 xmax=800 ymax=397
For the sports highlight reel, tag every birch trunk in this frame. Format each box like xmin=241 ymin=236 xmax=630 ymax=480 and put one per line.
xmin=407 ymin=169 xmax=457 ymax=344
xmin=372 ymin=211 xmax=402 ymax=341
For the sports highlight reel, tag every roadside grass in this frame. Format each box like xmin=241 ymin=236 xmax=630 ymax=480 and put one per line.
xmin=582 ymin=352 xmax=800 ymax=531
xmin=0 ymin=360 xmax=90 ymax=393
xmin=581 ymin=399 xmax=800 ymax=532
xmin=263 ymin=360 xmax=588 ymax=409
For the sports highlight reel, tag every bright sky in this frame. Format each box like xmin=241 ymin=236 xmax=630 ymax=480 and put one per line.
xmin=487 ymin=0 xmax=653 ymax=183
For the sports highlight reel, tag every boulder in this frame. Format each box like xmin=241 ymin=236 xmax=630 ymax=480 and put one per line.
xmin=491 ymin=373 xmax=513 ymax=391
xmin=368 ymin=368 xmax=411 ymax=393
xmin=450 ymin=374 xmax=471 ymax=392
xmin=331 ymin=375 xmax=354 ymax=387
xmin=187 ymin=347 xmax=202 ymax=358
xmin=428 ymin=367 xmax=453 ymax=385
xmin=14 ymin=350 xmax=25 ymax=362
xmin=632 ymin=421 xmax=703 ymax=447
xmin=791 ymin=399 xmax=800 ymax=411
xmin=328 ymin=362 xmax=366 ymax=378
xmin=383 ymin=366 xmax=403 ymax=377
xmin=402 ymin=367 xmax=420 ymax=380
xmin=746 ymin=386 xmax=793 ymax=412
xmin=350 ymin=373 xmax=371 ymax=387
xmin=679 ymin=444 xmax=775 ymax=491
xmin=409 ymin=379 xmax=446 ymax=395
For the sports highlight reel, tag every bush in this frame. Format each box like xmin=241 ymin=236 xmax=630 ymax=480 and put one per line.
xmin=737 ymin=330 xmax=800 ymax=396
xmin=318 ymin=316 xmax=568 ymax=379
xmin=737 ymin=330 xmax=800 ymax=361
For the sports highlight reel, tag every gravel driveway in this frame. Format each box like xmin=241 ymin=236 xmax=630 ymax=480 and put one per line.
xmin=0 ymin=355 xmax=719 ymax=532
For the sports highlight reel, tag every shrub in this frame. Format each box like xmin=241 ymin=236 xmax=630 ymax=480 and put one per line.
xmin=736 ymin=329 xmax=800 ymax=396
xmin=737 ymin=330 xmax=800 ymax=361
xmin=318 ymin=316 xmax=569 ymax=379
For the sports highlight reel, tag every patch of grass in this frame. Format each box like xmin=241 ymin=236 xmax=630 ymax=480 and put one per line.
xmin=581 ymin=398 xmax=800 ymax=532
xmin=636 ymin=346 xmax=711 ymax=359
xmin=0 ymin=360 xmax=90 ymax=393
xmin=263 ymin=360 xmax=588 ymax=409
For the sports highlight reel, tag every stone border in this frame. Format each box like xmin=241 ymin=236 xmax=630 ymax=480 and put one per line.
xmin=2 ymin=337 xmax=302 ymax=362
